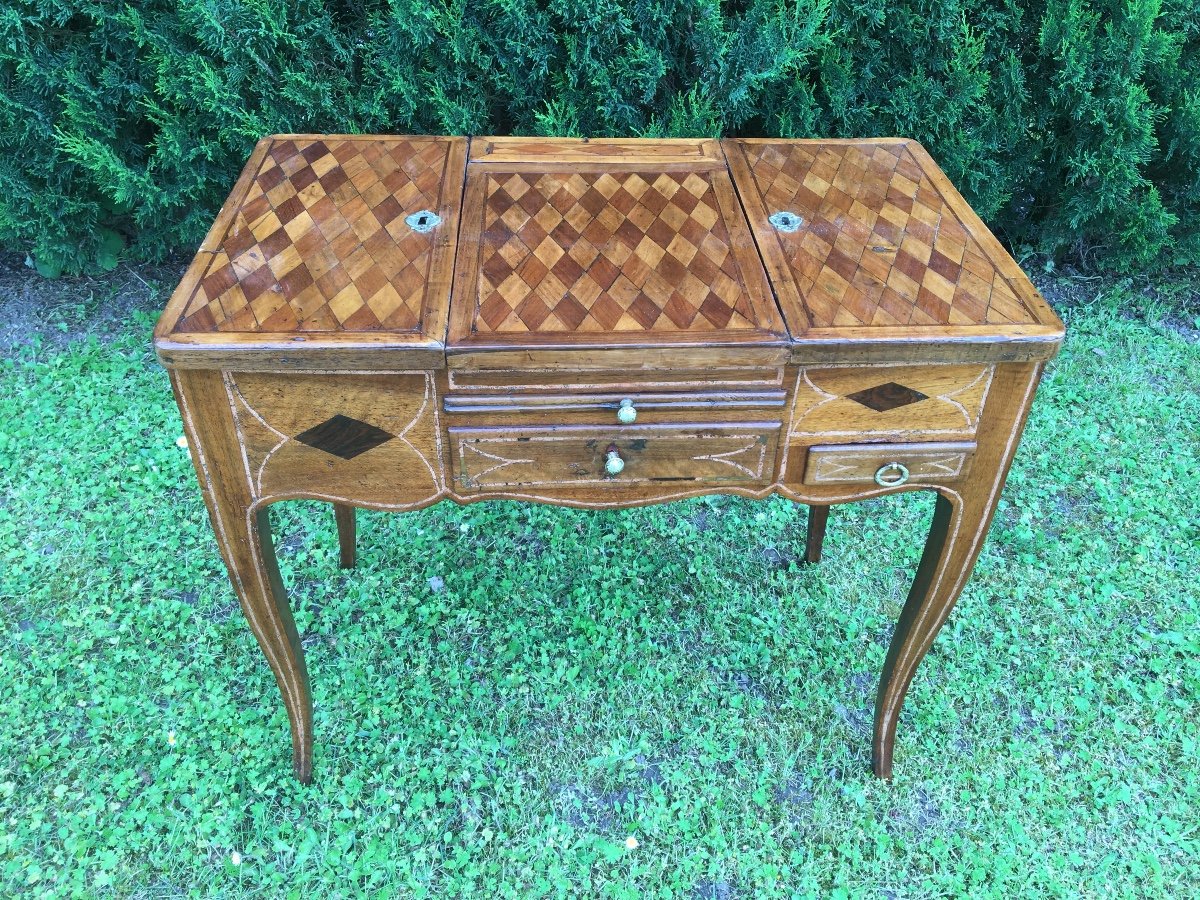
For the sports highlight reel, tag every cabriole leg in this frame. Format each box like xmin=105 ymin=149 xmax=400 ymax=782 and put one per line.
xmin=172 ymin=370 xmax=314 ymax=783
xmin=226 ymin=504 xmax=314 ymax=782
xmin=871 ymin=361 xmax=1044 ymax=779
xmin=872 ymin=491 xmax=989 ymax=779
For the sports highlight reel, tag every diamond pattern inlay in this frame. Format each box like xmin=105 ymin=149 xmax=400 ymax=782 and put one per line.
xmin=845 ymin=382 xmax=929 ymax=412
xmin=294 ymin=414 xmax=394 ymax=459
xmin=737 ymin=141 xmax=1038 ymax=329
xmin=471 ymin=171 xmax=762 ymax=334
xmin=177 ymin=137 xmax=452 ymax=334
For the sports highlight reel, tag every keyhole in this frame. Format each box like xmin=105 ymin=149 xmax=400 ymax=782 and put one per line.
xmin=769 ymin=211 xmax=802 ymax=233
xmin=405 ymin=210 xmax=441 ymax=233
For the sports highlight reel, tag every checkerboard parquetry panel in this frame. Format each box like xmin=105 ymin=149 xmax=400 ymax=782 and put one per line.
xmin=176 ymin=137 xmax=453 ymax=333
xmin=734 ymin=142 xmax=1037 ymax=329
xmin=468 ymin=171 xmax=766 ymax=335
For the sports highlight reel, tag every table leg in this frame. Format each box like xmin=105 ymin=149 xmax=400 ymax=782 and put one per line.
xmin=334 ymin=503 xmax=357 ymax=569
xmin=172 ymin=370 xmax=315 ymax=783
xmin=224 ymin=504 xmax=314 ymax=783
xmin=870 ymin=361 xmax=1043 ymax=779
xmin=871 ymin=491 xmax=990 ymax=778
xmin=804 ymin=504 xmax=829 ymax=564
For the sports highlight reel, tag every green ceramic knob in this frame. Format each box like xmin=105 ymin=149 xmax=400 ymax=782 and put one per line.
xmin=617 ymin=398 xmax=637 ymax=424
xmin=605 ymin=448 xmax=625 ymax=476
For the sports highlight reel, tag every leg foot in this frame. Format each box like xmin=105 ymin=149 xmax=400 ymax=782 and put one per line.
xmin=334 ymin=503 xmax=356 ymax=569
xmin=805 ymin=504 xmax=829 ymax=564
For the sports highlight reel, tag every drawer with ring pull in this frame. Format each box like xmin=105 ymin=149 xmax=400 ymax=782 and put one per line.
xmin=801 ymin=441 xmax=976 ymax=487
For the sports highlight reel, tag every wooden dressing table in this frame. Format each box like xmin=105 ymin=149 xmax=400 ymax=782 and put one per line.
xmin=154 ymin=135 xmax=1063 ymax=783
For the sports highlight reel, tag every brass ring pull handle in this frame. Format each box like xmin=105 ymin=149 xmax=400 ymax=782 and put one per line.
xmin=604 ymin=444 xmax=625 ymax=476
xmin=874 ymin=462 xmax=910 ymax=487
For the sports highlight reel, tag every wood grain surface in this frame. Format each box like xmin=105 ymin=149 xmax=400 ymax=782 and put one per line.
xmin=801 ymin=441 xmax=976 ymax=486
xmin=447 ymin=137 xmax=787 ymax=367
xmin=155 ymin=135 xmax=467 ymax=370
xmin=724 ymin=137 xmax=1063 ymax=362
xmin=450 ymin=422 xmax=781 ymax=490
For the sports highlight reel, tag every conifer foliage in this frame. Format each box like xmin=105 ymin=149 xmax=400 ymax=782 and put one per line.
xmin=1 ymin=0 xmax=1197 ymax=275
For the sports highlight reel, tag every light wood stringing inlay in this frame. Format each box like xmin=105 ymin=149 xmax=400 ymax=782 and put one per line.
xmin=802 ymin=441 xmax=976 ymax=486
xmin=790 ymin=364 xmax=992 ymax=438
xmin=451 ymin=423 xmax=780 ymax=489
xmin=226 ymin=372 xmax=442 ymax=502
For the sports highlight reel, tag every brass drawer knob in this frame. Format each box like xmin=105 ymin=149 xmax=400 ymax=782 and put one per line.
xmin=617 ymin=398 xmax=637 ymax=424
xmin=874 ymin=462 xmax=910 ymax=487
xmin=604 ymin=445 xmax=625 ymax=476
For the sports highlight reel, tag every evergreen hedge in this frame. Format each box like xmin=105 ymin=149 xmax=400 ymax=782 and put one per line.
xmin=2 ymin=0 xmax=1198 ymax=276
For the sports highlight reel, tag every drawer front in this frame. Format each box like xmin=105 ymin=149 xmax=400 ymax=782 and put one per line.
xmin=447 ymin=367 xmax=786 ymax=393
xmin=803 ymin=442 xmax=975 ymax=487
xmin=451 ymin=423 xmax=781 ymax=490
xmin=790 ymin=365 xmax=992 ymax=439
xmin=445 ymin=390 xmax=786 ymax=428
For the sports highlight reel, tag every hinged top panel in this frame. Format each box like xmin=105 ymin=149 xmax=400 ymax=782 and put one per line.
xmin=725 ymin=138 xmax=1063 ymax=362
xmin=156 ymin=134 xmax=1062 ymax=371
xmin=446 ymin=137 xmax=789 ymax=367
xmin=154 ymin=134 xmax=466 ymax=370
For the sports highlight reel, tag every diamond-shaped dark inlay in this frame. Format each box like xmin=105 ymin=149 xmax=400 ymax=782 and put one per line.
xmin=294 ymin=415 xmax=394 ymax=459
xmin=845 ymin=382 xmax=929 ymax=412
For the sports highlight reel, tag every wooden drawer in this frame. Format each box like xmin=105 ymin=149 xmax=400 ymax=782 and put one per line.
xmin=451 ymin=422 xmax=781 ymax=490
xmin=447 ymin=367 xmax=787 ymax=393
xmin=444 ymin=389 xmax=786 ymax=427
xmin=802 ymin=441 xmax=975 ymax=487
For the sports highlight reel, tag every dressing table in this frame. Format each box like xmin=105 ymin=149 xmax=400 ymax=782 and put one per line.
xmin=155 ymin=135 xmax=1063 ymax=783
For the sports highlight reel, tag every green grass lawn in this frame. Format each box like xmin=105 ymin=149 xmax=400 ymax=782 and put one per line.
xmin=1 ymin=267 xmax=1198 ymax=897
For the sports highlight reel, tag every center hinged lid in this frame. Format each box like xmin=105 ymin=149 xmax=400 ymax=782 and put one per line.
xmin=446 ymin=137 xmax=789 ymax=368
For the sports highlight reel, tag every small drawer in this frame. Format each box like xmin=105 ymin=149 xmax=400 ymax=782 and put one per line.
xmin=451 ymin=422 xmax=781 ymax=490
xmin=444 ymin=390 xmax=786 ymax=426
xmin=802 ymin=441 xmax=975 ymax=487
xmin=447 ymin=367 xmax=786 ymax=393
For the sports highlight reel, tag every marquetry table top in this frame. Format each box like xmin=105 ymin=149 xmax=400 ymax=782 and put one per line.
xmin=154 ymin=135 xmax=1063 ymax=370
